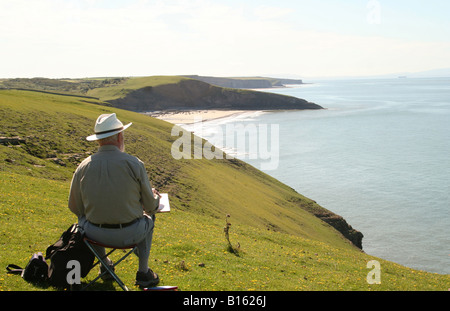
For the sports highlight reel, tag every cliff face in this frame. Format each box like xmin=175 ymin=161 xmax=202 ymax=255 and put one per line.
xmin=317 ymin=213 xmax=363 ymax=249
xmin=288 ymin=196 xmax=363 ymax=249
xmin=107 ymin=79 xmax=321 ymax=112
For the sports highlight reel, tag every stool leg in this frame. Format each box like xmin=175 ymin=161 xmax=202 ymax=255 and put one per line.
xmin=103 ymin=260 xmax=128 ymax=291
xmin=108 ymin=247 xmax=137 ymax=291
xmin=83 ymin=240 xmax=111 ymax=290
xmin=83 ymin=240 xmax=136 ymax=291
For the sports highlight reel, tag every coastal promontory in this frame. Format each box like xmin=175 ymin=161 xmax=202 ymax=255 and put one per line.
xmin=0 ymin=76 xmax=322 ymax=113
xmin=105 ymin=78 xmax=321 ymax=112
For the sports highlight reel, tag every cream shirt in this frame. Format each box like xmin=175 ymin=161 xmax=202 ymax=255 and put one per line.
xmin=68 ymin=145 xmax=159 ymax=224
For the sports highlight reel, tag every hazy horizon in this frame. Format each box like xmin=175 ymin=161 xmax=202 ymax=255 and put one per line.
xmin=2 ymin=0 xmax=450 ymax=79
xmin=3 ymin=66 xmax=450 ymax=81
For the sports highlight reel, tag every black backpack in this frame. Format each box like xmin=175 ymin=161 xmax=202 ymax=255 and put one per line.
xmin=6 ymin=252 xmax=49 ymax=284
xmin=45 ymin=223 xmax=95 ymax=288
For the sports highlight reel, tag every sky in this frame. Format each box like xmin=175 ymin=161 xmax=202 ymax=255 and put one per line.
xmin=1 ymin=0 xmax=450 ymax=79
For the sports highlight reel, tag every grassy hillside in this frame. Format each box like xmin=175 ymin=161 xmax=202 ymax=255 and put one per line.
xmin=0 ymin=76 xmax=321 ymax=112
xmin=86 ymin=76 xmax=188 ymax=101
xmin=0 ymin=89 xmax=448 ymax=291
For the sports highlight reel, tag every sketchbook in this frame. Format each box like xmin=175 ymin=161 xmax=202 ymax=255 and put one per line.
xmin=157 ymin=193 xmax=170 ymax=213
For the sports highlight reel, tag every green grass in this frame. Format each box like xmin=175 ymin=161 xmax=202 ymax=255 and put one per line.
xmin=86 ymin=76 xmax=188 ymax=101
xmin=1 ymin=173 xmax=448 ymax=291
xmin=1 ymin=89 xmax=449 ymax=291
xmin=1 ymin=173 xmax=447 ymax=291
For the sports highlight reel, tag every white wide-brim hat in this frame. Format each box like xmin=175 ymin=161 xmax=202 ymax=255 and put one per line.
xmin=86 ymin=113 xmax=132 ymax=141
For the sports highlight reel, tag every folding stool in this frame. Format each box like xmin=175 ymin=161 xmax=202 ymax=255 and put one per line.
xmin=82 ymin=237 xmax=137 ymax=291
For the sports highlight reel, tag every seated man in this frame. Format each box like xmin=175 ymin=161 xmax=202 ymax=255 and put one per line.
xmin=68 ymin=113 xmax=161 ymax=287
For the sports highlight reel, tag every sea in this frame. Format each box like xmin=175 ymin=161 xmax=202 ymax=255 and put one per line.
xmin=180 ymin=77 xmax=450 ymax=275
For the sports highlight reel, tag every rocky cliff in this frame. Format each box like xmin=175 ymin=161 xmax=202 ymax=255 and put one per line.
xmin=107 ymin=78 xmax=321 ymax=112
xmin=316 ymin=212 xmax=363 ymax=249
xmin=287 ymin=196 xmax=363 ymax=249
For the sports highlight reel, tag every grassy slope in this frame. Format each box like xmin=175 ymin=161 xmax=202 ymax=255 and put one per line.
xmin=0 ymin=89 xmax=448 ymax=291
xmin=86 ymin=76 xmax=188 ymax=101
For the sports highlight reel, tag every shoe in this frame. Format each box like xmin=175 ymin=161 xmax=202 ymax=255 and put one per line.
xmin=135 ymin=269 xmax=160 ymax=287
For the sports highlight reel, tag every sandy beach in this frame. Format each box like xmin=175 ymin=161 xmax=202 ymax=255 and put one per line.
xmin=149 ymin=110 xmax=248 ymax=124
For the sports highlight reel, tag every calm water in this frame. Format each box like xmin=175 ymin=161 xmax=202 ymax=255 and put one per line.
xmin=183 ymin=78 xmax=450 ymax=274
